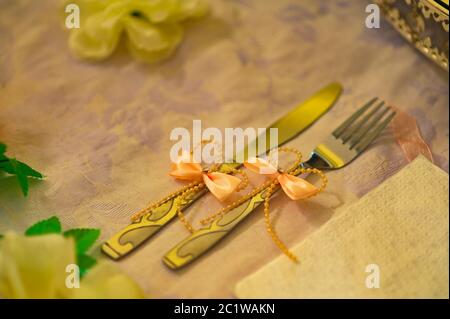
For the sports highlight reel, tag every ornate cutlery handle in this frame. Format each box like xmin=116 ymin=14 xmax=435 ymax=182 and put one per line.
xmin=102 ymin=188 xmax=207 ymax=259
xmin=163 ymin=185 xmax=278 ymax=269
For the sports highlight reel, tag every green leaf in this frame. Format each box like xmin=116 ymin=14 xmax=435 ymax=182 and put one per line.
xmin=0 ymin=159 xmax=43 ymax=196
xmin=25 ymin=216 xmax=62 ymax=236
xmin=77 ymin=253 xmax=97 ymax=278
xmin=0 ymin=159 xmax=28 ymax=195
xmin=9 ymin=159 xmax=29 ymax=196
xmin=0 ymin=234 xmax=3 ymax=240
xmin=0 ymin=143 xmax=43 ymax=196
xmin=0 ymin=160 xmax=43 ymax=178
xmin=22 ymin=216 xmax=99 ymax=278
xmin=0 ymin=160 xmax=14 ymax=174
xmin=63 ymin=228 xmax=100 ymax=255
xmin=16 ymin=161 xmax=43 ymax=178
xmin=0 ymin=143 xmax=6 ymax=155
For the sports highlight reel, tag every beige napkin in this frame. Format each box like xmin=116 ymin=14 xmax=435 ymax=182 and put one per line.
xmin=235 ymin=156 xmax=449 ymax=298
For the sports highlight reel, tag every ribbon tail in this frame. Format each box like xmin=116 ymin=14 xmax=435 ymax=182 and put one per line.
xmin=169 ymin=154 xmax=203 ymax=181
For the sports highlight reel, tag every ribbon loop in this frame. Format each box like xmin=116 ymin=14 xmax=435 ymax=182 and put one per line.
xmin=170 ymin=153 xmax=241 ymax=202
xmin=241 ymin=147 xmax=327 ymax=263
xmin=277 ymin=174 xmax=319 ymax=200
xmin=169 ymin=162 xmax=203 ymax=181
xmin=203 ymin=172 xmax=242 ymax=202
xmin=244 ymin=155 xmax=320 ymax=200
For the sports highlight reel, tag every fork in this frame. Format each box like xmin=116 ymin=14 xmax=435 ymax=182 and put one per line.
xmin=163 ymin=98 xmax=396 ymax=269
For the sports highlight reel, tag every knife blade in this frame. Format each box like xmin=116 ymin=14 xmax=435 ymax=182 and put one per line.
xmin=102 ymin=83 xmax=342 ymax=260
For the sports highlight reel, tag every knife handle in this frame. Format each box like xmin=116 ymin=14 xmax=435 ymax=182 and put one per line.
xmin=163 ymin=184 xmax=279 ymax=269
xmin=101 ymin=188 xmax=207 ymax=259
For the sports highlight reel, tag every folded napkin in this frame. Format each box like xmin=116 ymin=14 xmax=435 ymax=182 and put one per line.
xmin=235 ymin=156 xmax=449 ymax=298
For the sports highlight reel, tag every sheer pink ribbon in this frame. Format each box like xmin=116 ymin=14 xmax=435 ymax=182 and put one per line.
xmin=244 ymin=158 xmax=319 ymax=200
xmin=169 ymin=153 xmax=241 ymax=201
xmin=391 ymin=107 xmax=434 ymax=163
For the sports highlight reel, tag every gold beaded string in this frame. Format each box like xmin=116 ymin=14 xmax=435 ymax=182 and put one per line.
xmin=176 ymin=140 xmax=221 ymax=231
xmin=199 ymin=178 xmax=274 ymax=226
xmin=177 ymin=139 xmax=250 ymax=232
xmin=130 ymin=180 xmax=202 ymax=222
xmin=131 ymin=141 xmax=249 ymax=232
xmin=200 ymin=147 xmax=301 ymax=225
xmin=263 ymin=169 xmax=327 ymax=262
xmin=176 ymin=164 xmax=249 ymax=233
xmin=176 ymin=180 xmax=207 ymax=233
xmin=130 ymin=140 xmax=219 ymax=223
xmin=201 ymin=147 xmax=328 ymax=262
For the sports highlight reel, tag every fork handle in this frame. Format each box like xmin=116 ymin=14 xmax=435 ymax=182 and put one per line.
xmin=101 ymin=188 xmax=207 ymax=259
xmin=163 ymin=183 xmax=280 ymax=269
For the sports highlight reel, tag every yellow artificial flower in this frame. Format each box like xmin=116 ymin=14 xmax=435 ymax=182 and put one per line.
xmin=0 ymin=232 xmax=75 ymax=298
xmin=0 ymin=232 xmax=145 ymax=299
xmin=70 ymin=262 xmax=145 ymax=299
xmin=67 ymin=0 xmax=209 ymax=63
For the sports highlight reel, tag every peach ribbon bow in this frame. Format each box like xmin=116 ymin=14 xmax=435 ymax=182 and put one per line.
xmin=244 ymin=158 xmax=319 ymax=200
xmin=169 ymin=153 xmax=241 ymax=201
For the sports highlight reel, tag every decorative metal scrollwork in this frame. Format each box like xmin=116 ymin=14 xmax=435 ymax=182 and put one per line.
xmin=376 ymin=0 xmax=449 ymax=71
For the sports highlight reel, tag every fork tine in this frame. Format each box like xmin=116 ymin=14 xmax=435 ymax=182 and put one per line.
xmin=349 ymin=103 xmax=389 ymax=149
xmin=333 ymin=97 xmax=378 ymax=138
xmin=353 ymin=110 xmax=396 ymax=152
xmin=341 ymin=101 xmax=385 ymax=143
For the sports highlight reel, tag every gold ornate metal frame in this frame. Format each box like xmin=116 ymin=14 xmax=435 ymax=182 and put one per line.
xmin=376 ymin=0 xmax=449 ymax=71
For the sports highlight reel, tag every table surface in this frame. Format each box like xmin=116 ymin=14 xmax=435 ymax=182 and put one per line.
xmin=0 ymin=0 xmax=448 ymax=298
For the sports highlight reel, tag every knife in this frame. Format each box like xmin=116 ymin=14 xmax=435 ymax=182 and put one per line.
xmin=102 ymin=83 xmax=342 ymax=260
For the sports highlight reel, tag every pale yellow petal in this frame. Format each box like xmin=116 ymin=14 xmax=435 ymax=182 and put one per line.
xmin=131 ymin=0 xmax=179 ymax=23
xmin=0 ymin=232 xmax=75 ymax=299
xmin=124 ymin=17 xmax=183 ymax=63
xmin=131 ymin=0 xmax=209 ymax=23
xmin=68 ymin=4 xmax=127 ymax=60
xmin=70 ymin=261 xmax=145 ymax=299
